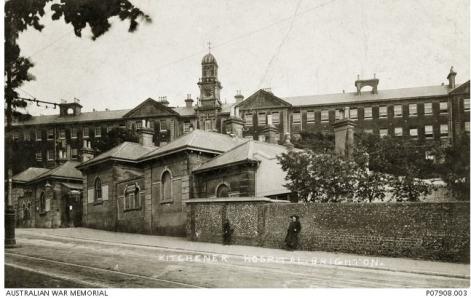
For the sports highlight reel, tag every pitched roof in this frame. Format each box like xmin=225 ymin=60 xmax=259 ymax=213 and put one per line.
xmin=236 ymin=89 xmax=292 ymax=109
xmin=283 ymin=85 xmax=451 ymax=107
xmin=12 ymin=167 xmax=50 ymax=183
xmin=173 ymin=106 xmax=196 ymax=116
xmin=78 ymin=142 xmax=157 ymax=169
xmin=140 ymin=129 xmax=246 ymax=161
xmin=194 ymin=140 xmax=289 ymax=173
xmin=122 ymin=98 xmax=179 ymax=118
xmin=30 ymin=161 xmax=83 ymax=183
xmin=13 ymin=109 xmax=130 ymax=126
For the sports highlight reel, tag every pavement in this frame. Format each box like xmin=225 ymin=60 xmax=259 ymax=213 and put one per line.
xmin=13 ymin=227 xmax=470 ymax=279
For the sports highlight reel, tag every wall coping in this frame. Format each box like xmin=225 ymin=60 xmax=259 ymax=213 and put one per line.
xmin=184 ymin=197 xmax=290 ymax=204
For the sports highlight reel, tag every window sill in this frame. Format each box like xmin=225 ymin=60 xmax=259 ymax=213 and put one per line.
xmin=160 ymin=201 xmax=174 ymax=205
xmin=123 ymin=207 xmax=142 ymax=213
xmin=93 ymin=200 xmax=104 ymax=206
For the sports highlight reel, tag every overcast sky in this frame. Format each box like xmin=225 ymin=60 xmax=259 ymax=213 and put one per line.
xmin=16 ymin=0 xmax=470 ymax=116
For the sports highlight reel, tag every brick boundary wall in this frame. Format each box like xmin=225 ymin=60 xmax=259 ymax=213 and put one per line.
xmin=186 ymin=201 xmax=470 ymax=263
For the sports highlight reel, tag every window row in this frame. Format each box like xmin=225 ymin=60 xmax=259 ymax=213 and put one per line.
xmin=364 ymin=124 xmax=450 ymax=139
xmin=19 ymin=127 xmax=105 ymax=142
xmin=35 ymin=148 xmax=79 ymax=162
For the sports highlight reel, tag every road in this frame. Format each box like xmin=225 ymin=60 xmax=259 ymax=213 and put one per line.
xmin=5 ymin=230 xmax=470 ymax=288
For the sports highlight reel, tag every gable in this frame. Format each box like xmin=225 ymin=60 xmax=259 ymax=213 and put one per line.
xmin=236 ymin=90 xmax=292 ymax=110
xmin=123 ymin=98 xmax=178 ymax=118
xmin=450 ymin=81 xmax=470 ymax=95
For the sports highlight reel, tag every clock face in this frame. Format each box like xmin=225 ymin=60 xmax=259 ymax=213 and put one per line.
xmin=204 ymin=88 xmax=213 ymax=97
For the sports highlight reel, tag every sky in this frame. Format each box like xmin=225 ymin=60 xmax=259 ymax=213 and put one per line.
xmin=15 ymin=0 xmax=470 ymax=116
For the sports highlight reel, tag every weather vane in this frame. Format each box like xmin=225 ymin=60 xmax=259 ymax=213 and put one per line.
xmin=208 ymin=41 xmax=212 ymax=53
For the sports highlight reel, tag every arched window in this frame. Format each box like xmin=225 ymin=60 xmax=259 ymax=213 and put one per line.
xmin=161 ymin=171 xmax=172 ymax=203
xmin=94 ymin=177 xmax=102 ymax=201
xmin=216 ymin=184 xmax=230 ymax=198
xmin=39 ymin=192 xmax=46 ymax=212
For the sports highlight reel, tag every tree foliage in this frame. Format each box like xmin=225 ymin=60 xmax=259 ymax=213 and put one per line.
xmin=278 ymin=150 xmax=389 ymax=203
xmin=92 ymin=127 xmax=139 ymax=154
xmin=437 ymin=133 xmax=470 ymax=201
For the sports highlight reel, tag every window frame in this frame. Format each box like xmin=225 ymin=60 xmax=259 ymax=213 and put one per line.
xmin=379 ymin=106 xmax=388 ymax=119
xmin=321 ymin=110 xmax=329 ymax=123
xmin=394 ymin=105 xmax=403 ymax=118
xmin=94 ymin=127 xmax=101 ymax=137
xmin=71 ymin=127 xmax=78 ymax=139
xmin=271 ymin=112 xmax=280 ymax=124
xmin=258 ymin=112 xmax=267 ymax=125
xmin=244 ymin=113 xmax=253 ymax=126
xmin=47 ymin=149 xmax=55 ymax=161
xmin=424 ymin=103 xmax=433 ymax=116
xmin=350 ymin=108 xmax=358 ymax=120
xmin=83 ymin=127 xmax=89 ymax=138
xmin=379 ymin=128 xmax=388 ymax=137
xmin=292 ymin=112 xmax=301 ymax=124
xmin=440 ymin=124 xmax=448 ymax=138
xmin=364 ymin=107 xmax=373 ymax=120
xmin=160 ymin=170 xmax=173 ymax=204
xmin=47 ymin=129 xmax=54 ymax=140
xmin=424 ymin=125 xmax=434 ymax=139
xmin=464 ymin=99 xmax=470 ymax=112
xmin=409 ymin=104 xmax=417 ymax=117
xmin=306 ymin=110 xmax=315 ymax=123
xmin=439 ymin=102 xmax=448 ymax=114
xmin=394 ymin=127 xmax=403 ymax=137
xmin=94 ymin=177 xmax=103 ymax=202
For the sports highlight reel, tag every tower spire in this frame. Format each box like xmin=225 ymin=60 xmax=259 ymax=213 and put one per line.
xmin=207 ymin=41 xmax=212 ymax=53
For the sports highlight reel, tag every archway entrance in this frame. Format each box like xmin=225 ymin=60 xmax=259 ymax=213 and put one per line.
xmin=216 ymin=184 xmax=230 ymax=198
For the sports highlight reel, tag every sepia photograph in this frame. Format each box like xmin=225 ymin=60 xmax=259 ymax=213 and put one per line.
xmin=2 ymin=0 xmax=470 ymax=296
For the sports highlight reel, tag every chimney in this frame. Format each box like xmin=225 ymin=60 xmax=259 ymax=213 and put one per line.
xmin=185 ymin=94 xmax=194 ymax=108
xmin=224 ymin=116 xmax=244 ymax=138
xmin=263 ymin=116 xmax=280 ymax=144
xmin=81 ymin=140 xmax=94 ymax=162
xmin=138 ymin=120 xmax=155 ymax=147
xmin=447 ymin=66 xmax=457 ymax=89
xmin=235 ymin=90 xmax=244 ymax=103
xmin=159 ymin=96 xmax=169 ymax=106
xmin=355 ymin=75 xmax=379 ymax=95
xmin=333 ymin=108 xmax=356 ymax=160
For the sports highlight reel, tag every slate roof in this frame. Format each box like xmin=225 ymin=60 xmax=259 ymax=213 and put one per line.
xmin=12 ymin=167 xmax=49 ymax=183
xmin=173 ymin=106 xmax=196 ymax=116
xmin=13 ymin=109 xmax=130 ymax=126
xmin=141 ymin=129 xmax=246 ymax=161
xmin=194 ymin=140 xmax=289 ymax=173
xmin=30 ymin=161 xmax=83 ymax=183
xmin=283 ymin=85 xmax=451 ymax=107
xmin=77 ymin=142 xmax=157 ymax=169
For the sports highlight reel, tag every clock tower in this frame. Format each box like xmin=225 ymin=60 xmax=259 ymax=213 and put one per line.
xmin=197 ymin=51 xmax=222 ymax=109
xmin=196 ymin=47 xmax=224 ymax=131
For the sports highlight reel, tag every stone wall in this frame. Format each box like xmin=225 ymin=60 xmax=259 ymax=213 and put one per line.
xmin=186 ymin=201 xmax=470 ymax=263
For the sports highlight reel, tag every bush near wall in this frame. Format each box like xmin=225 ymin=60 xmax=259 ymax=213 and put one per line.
xmin=186 ymin=201 xmax=469 ymax=263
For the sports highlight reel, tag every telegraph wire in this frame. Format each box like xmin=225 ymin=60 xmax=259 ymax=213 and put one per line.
xmin=79 ymin=0 xmax=337 ymax=98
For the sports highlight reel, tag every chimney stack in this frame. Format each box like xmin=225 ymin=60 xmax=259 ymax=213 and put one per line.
xmin=138 ymin=120 xmax=155 ymax=147
xmin=159 ymin=96 xmax=169 ymax=106
xmin=224 ymin=116 xmax=244 ymax=138
xmin=447 ymin=66 xmax=457 ymax=89
xmin=235 ymin=90 xmax=244 ymax=103
xmin=333 ymin=108 xmax=356 ymax=160
xmin=185 ymin=94 xmax=194 ymax=108
xmin=81 ymin=140 xmax=94 ymax=162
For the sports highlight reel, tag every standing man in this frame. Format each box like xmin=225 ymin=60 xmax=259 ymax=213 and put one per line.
xmin=223 ymin=219 xmax=234 ymax=245
xmin=285 ymin=215 xmax=301 ymax=250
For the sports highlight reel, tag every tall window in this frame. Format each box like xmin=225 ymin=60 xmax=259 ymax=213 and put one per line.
xmin=124 ymin=183 xmax=141 ymax=210
xmin=409 ymin=104 xmax=417 ymax=117
xmin=440 ymin=124 xmax=448 ymax=138
xmin=47 ymin=150 xmax=55 ymax=161
xmin=83 ymin=127 xmax=89 ymax=138
xmin=350 ymin=108 xmax=358 ymax=120
xmin=364 ymin=107 xmax=372 ymax=120
xmin=216 ymin=184 xmax=230 ymax=198
xmin=335 ymin=110 xmax=342 ymax=120
xmin=307 ymin=111 xmax=315 ymax=123
xmin=71 ymin=128 xmax=78 ymax=139
xmin=245 ymin=114 xmax=253 ymax=126
xmin=321 ymin=110 xmax=329 ymax=123
xmin=35 ymin=129 xmax=42 ymax=141
xmin=39 ymin=192 xmax=46 ymax=212
xmin=424 ymin=103 xmax=433 ymax=116
xmin=94 ymin=177 xmax=102 ymax=201
xmin=425 ymin=125 xmax=434 ymax=139
xmin=95 ymin=127 xmax=101 ymax=137
xmin=161 ymin=171 xmax=172 ymax=203
xmin=464 ymin=99 xmax=470 ymax=112
xmin=379 ymin=106 xmax=387 ymax=118
xmin=183 ymin=122 xmax=191 ymax=133
xmin=36 ymin=152 xmax=42 ymax=162
xmin=258 ymin=112 xmax=266 ymax=125
xmin=272 ymin=112 xmax=280 ymax=124
xmin=292 ymin=112 xmax=301 ymax=124
xmin=71 ymin=148 xmax=78 ymax=160
xmin=394 ymin=105 xmax=402 ymax=117
xmin=47 ymin=129 xmax=54 ymax=140
xmin=24 ymin=130 xmax=30 ymax=141
xmin=439 ymin=102 xmax=448 ymax=114
xmin=59 ymin=129 xmax=65 ymax=140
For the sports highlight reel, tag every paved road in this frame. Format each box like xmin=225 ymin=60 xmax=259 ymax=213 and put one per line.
xmin=5 ymin=231 xmax=469 ymax=288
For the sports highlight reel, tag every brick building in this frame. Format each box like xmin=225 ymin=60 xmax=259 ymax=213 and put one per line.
xmin=77 ymin=127 xmax=295 ymax=236
xmin=12 ymin=161 xmax=83 ymax=228
xmin=10 ymin=52 xmax=470 ymax=175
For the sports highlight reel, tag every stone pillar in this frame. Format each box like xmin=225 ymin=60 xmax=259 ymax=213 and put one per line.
xmin=263 ymin=125 xmax=279 ymax=144
xmin=333 ymin=118 xmax=356 ymax=160
xmin=143 ymin=166 xmax=152 ymax=234
xmin=224 ymin=116 xmax=244 ymax=138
